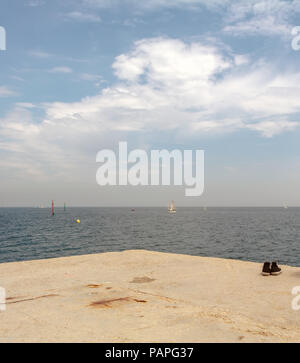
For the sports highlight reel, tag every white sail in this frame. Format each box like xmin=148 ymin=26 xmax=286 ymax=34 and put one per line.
xmin=168 ymin=200 xmax=176 ymax=213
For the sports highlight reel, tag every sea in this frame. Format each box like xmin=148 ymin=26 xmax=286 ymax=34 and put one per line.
xmin=0 ymin=207 xmax=299 ymax=266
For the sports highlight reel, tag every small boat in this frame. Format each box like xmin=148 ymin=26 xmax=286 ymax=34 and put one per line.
xmin=168 ymin=200 xmax=176 ymax=214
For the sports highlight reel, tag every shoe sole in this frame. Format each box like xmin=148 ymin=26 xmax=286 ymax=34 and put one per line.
xmin=261 ymin=272 xmax=271 ymax=276
xmin=271 ymin=271 xmax=282 ymax=276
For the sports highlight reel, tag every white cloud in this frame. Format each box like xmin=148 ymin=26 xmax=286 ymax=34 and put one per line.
xmin=10 ymin=75 xmax=25 ymax=82
xmin=234 ymin=55 xmax=249 ymax=66
xmin=16 ymin=38 xmax=300 ymax=134
xmin=64 ymin=11 xmax=101 ymax=23
xmin=1 ymin=37 xmax=300 ymax=180
xmin=81 ymin=0 xmax=300 ymax=38
xmin=15 ymin=102 xmax=37 ymax=109
xmin=0 ymin=86 xmax=16 ymax=97
xmin=34 ymin=38 xmax=300 ymax=138
xmin=25 ymin=0 xmax=45 ymax=7
xmin=246 ymin=120 xmax=299 ymax=137
xmin=48 ymin=66 xmax=73 ymax=74
xmin=29 ymin=50 xmax=89 ymax=63
xmin=0 ymin=107 xmax=39 ymax=141
xmin=223 ymin=15 xmax=291 ymax=36
xmin=79 ymin=73 xmax=103 ymax=81
xmin=112 ymin=38 xmax=231 ymax=84
xmin=82 ymin=0 xmax=224 ymax=10
xmin=223 ymin=0 xmax=300 ymax=37
xmin=29 ymin=50 xmax=53 ymax=58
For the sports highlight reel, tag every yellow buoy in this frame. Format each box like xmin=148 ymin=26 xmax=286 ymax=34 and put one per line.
xmin=76 ymin=219 xmax=80 ymax=224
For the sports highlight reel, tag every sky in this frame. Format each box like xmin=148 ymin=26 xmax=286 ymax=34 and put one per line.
xmin=1 ymin=0 xmax=300 ymax=207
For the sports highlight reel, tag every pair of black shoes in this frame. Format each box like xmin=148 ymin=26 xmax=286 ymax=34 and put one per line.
xmin=262 ymin=261 xmax=282 ymax=276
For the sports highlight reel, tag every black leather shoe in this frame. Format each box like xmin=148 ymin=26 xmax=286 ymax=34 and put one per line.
xmin=271 ymin=261 xmax=282 ymax=276
xmin=262 ymin=262 xmax=271 ymax=276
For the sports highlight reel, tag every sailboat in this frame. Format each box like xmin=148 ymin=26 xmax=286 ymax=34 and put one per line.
xmin=168 ymin=200 xmax=176 ymax=214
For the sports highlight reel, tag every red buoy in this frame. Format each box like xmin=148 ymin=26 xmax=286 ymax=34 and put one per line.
xmin=52 ymin=200 xmax=55 ymax=216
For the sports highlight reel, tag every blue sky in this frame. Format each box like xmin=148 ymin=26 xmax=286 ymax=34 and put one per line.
xmin=1 ymin=0 xmax=300 ymax=206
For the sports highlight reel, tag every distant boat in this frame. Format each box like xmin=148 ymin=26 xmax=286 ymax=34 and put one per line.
xmin=168 ymin=200 xmax=176 ymax=214
xmin=283 ymin=203 xmax=288 ymax=209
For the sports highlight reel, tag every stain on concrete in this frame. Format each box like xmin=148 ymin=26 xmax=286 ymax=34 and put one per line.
xmin=130 ymin=277 xmax=156 ymax=284
xmin=6 ymin=296 xmax=26 ymax=301
xmin=6 ymin=294 xmax=59 ymax=305
xmin=89 ymin=297 xmax=148 ymax=308
xmin=89 ymin=297 xmax=131 ymax=308
xmin=133 ymin=299 xmax=147 ymax=303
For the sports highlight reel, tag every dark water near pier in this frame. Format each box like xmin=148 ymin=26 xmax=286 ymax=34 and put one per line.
xmin=0 ymin=207 xmax=299 ymax=266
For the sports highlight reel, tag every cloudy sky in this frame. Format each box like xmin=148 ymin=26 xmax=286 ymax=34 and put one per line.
xmin=1 ymin=0 xmax=300 ymax=207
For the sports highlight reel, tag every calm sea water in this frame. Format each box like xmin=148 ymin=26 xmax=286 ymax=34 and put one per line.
xmin=0 ymin=207 xmax=299 ymax=266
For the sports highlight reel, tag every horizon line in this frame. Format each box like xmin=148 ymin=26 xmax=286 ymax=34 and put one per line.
xmin=0 ymin=206 xmax=298 ymax=209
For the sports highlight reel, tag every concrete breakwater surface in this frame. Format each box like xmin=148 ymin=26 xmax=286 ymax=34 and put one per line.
xmin=0 ymin=250 xmax=299 ymax=343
